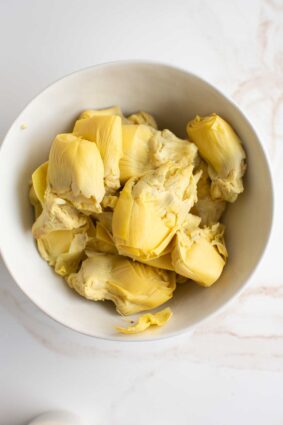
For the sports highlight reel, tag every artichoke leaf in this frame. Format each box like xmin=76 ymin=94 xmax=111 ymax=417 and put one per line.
xmin=48 ymin=133 xmax=105 ymax=213
xmin=113 ymin=162 xmax=200 ymax=261
xmin=67 ymin=253 xmax=176 ymax=315
xmin=187 ymin=113 xmax=246 ymax=202
xmin=172 ymin=217 xmax=227 ymax=287
xmin=73 ymin=115 xmax=122 ymax=191
xmin=116 ymin=307 xmax=172 ymax=334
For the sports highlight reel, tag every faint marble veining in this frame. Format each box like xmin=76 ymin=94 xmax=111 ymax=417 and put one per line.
xmin=1 ymin=3 xmax=283 ymax=424
xmin=266 ymin=0 xmax=283 ymax=11
xmin=0 ymin=0 xmax=282 ymax=395
xmin=232 ymin=0 xmax=283 ymax=162
xmin=240 ymin=285 xmax=283 ymax=298
xmin=1 ymin=273 xmax=283 ymax=372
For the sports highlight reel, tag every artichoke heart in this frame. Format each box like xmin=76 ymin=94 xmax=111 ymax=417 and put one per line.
xmin=48 ymin=133 xmax=105 ymax=213
xmin=67 ymin=253 xmax=176 ymax=315
xmin=187 ymin=114 xmax=246 ymax=202
xmin=116 ymin=307 xmax=172 ymax=334
xmin=150 ymin=129 xmax=198 ymax=167
xmin=95 ymin=211 xmax=174 ymax=270
xmin=120 ymin=127 xmax=198 ymax=183
xmin=73 ymin=115 xmax=122 ymax=191
xmin=127 ymin=111 xmax=158 ymax=129
xmin=191 ymin=160 xmax=226 ymax=225
xmin=172 ymin=216 xmax=227 ymax=287
xmin=32 ymin=191 xmax=88 ymax=239
xmin=120 ymin=124 xmax=155 ymax=183
xmin=112 ymin=162 xmax=200 ymax=261
xmin=37 ymin=229 xmax=88 ymax=276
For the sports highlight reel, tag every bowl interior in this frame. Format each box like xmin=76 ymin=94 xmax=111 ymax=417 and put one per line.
xmin=0 ymin=62 xmax=273 ymax=340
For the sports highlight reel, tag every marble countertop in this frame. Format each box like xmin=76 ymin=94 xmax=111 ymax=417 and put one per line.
xmin=0 ymin=0 xmax=282 ymax=423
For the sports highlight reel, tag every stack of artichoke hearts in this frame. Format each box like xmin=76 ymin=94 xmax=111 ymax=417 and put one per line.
xmin=30 ymin=107 xmax=246 ymax=320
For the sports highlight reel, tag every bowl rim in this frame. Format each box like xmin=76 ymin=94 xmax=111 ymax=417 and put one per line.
xmin=0 ymin=59 xmax=275 ymax=342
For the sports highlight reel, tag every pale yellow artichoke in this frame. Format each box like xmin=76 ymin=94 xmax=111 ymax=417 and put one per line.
xmin=116 ymin=307 xmax=172 ymax=334
xmin=171 ymin=215 xmax=227 ymax=286
xmin=150 ymin=129 xmax=198 ymax=168
xmin=32 ymin=191 xmax=88 ymax=239
xmin=67 ymin=253 xmax=176 ymax=315
xmin=187 ymin=114 xmax=246 ymax=202
xmin=120 ymin=124 xmax=155 ymax=183
xmin=37 ymin=229 xmax=88 ymax=276
xmin=120 ymin=126 xmax=198 ymax=183
xmin=73 ymin=115 xmax=122 ymax=191
xmin=112 ymin=162 xmax=200 ymax=261
xmin=48 ymin=133 xmax=105 ymax=213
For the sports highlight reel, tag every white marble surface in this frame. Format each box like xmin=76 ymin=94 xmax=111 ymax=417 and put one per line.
xmin=0 ymin=0 xmax=283 ymax=424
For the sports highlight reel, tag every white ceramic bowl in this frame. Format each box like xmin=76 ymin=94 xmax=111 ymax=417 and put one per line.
xmin=0 ymin=62 xmax=273 ymax=341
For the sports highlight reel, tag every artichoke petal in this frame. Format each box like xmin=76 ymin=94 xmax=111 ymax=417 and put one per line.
xmin=116 ymin=307 xmax=172 ymax=334
xmin=48 ymin=133 xmax=105 ymax=213
xmin=120 ymin=124 xmax=155 ymax=182
xmin=32 ymin=191 xmax=87 ymax=239
xmin=150 ymin=129 xmax=198 ymax=168
xmin=172 ymin=217 xmax=227 ymax=287
xmin=67 ymin=253 xmax=176 ymax=315
xmin=73 ymin=115 xmax=122 ymax=191
xmin=187 ymin=113 xmax=246 ymax=202
xmin=113 ymin=162 xmax=200 ymax=261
